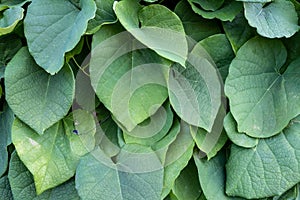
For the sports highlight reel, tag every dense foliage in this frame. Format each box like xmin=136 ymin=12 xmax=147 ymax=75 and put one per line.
xmin=0 ymin=0 xmax=300 ymax=199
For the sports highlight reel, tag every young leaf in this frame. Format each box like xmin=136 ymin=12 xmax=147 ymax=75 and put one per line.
xmin=123 ymin=102 xmax=173 ymax=146
xmin=244 ymin=0 xmax=299 ymax=38
xmin=172 ymin=159 xmax=202 ymax=200
xmin=86 ymin=0 xmax=117 ymax=34
xmin=0 ymin=6 xmax=24 ymax=36
xmin=0 ymin=175 xmax=13 ymax=200
xmin=0 ymin=104 xmax=14 ymax=176
xmin=76 ymin=146 xmax=163 ymax=200
xmin=5 ymin=47 xmax=75 ymax=135
xmin=222 ymin=12 xmax=256 ymax=53
xmin=226 ymin=115 xmax=300 ymax=199
xmin=194 ymin=150 xmax=243 ymax=200
xmin=168 ymin=42 xmax=222 ymax=131
xmin=188 ymin=0 xmax=243 ymax=21
xmin=225 ymin=37 xmax=300 ymax=138
xmin=8 ymin=151 xmax=80 ymax=200
xmin=90 ymin=25 xmax=170 ymax=131
xmin=224 ymin=113 xmax=258 ymax=148
xmin=24 ymin=0 xmax=96 ymax=74
xmin=174 ymin=0 xmax=221 ymax=42
xmin=12 ymin=118 xmax=80 ymax=194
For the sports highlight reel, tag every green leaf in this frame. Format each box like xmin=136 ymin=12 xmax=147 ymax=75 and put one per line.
xmin=90 ymin=24 xmax=170 ymax=131
xmin=199 ymin=34 xmax=235 ymax=81
xmin=161 ymin=121 xmax=195 ymax=198
xmin=86 ymin=0 xmax=117 ymax=34
xmin=244 ymin=0 xmax=299 ymax=38
xmin=172 ymin=159 xmax=202 ymax=200
xmin=225 ymin=37 xmax=300 ymax=138
xmin=0 ymin=175 xmax=13 ymax=200
xmin=76 ymin=145 xmax=163 ymax=200
xmin=24 ymin=0 xmax=96 ymax=74
xmin=283 ymin=32 xmax=300 ymax=66
xmin=174 ymin=0 xmax=221 ymax=42
xmin=226 ymin=115 xmax=300 ymax=199
xmin=222 ymin=12 xmax=256 ymax=53
xmin=224 ymin=113 xmax=258 ymax=148
xmin=5 ymin=47 xmax=75 ymax=135
xmin=0 ymin=104 xmax=14 ymax=176
xmin=0 ymin=0 xmax=28 ymax=11
xmin=123 ymin=102 xmax=173 ymax=146
xmin=12 ymin=118 xmax=80 ymax=194
xmin=188 ymin=0 xmax=243 ymax=21
xmin=168 ymin=42 xmax=222 ymax=131
xmin=0 ymin=6 xmax=24 ymax=36
xmin=189 ymin=0 xmax=224 ymax=11
xmin=115 ymin=0 xmax=188 ymax=66
xmin=194 ymin=150 xmax=243 ymax=200
xmin=8 ymin=151 xmax=80 ymax=200
xmin=0 ymin=34 xmax=22 ymax=79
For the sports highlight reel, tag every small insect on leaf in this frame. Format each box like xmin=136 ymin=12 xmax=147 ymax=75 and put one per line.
xmin=72 ymin=130 xmax=79 ymax=135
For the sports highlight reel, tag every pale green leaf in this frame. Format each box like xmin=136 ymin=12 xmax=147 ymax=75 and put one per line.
xmin=0 ymin=175 xmax=13 ymax=200
xmin=244 ymin=0 xmax=299 ymax=38
xmin=188 ymin=0 xmax=243 ymax=21
xmin=199 ymin=34 xmax=235 ymax=80
xmin=174 ymin=0 xmax=221 ymax=42
xmin=8 ymin=151 xmax=80 ymax=200
xmin=5 ymin=47 xmax=75 ymax=135
xmin=115 ymin=0 xmax=188 ymax=66
xmin=0 ymin=104 xmax=14 ymax=176
xmin=86 ymin=0 xmax=117 ymax=34
xmin=123 ymin=102 xmax=173 ymax=146
xmin=0 ymin=0 xmax=28 ymax=11
xmin=0 ymin=6 xmax=24 ymax=36
xmin=12 ymin=118 xmax=80 ymax=194
xmin=168 ymin=42 xmax=222 ymax=131
xmin=172 ymin=160 xmax=202 ymax=200
xmin=226 ymin=115 xmax=300 ymax=199
xmin=222 ymin=12 xmax=256 ymax=53
xmin=224 ymin=113 xmax=258 ymax=148
xmin=225 ymin=37 xmax=300 ymax=138
xmin=194 ymin=150 xmax=243 ymax=200
xmin=76 ymin=146 xmax=163 ymax=200
xmin=24 ymin=0 xmax=96 ymax=74
xmin=90 ymin=24 xmax=170 ymax=131
xmin=161 ymin=121 xmax=195 ymax=198
xmin=189 ymin=0 xmax=224 ymax=11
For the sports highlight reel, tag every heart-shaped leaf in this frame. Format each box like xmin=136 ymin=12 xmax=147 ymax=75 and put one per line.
xmin=225 ymin=37 xmax=300 ymax=138
xmin=5 ymin=47 xmax=74 ymax=135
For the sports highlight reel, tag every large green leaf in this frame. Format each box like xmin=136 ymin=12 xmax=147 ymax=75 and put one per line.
xmin=168 ymin=42 xmax=222 ymax=131
xmin=161 ymin=121 xmax=195 ymax=198
xmin=115 ymin=0 xmax=188 ymax=66
xmin=222 ymin=12 xmax=256 ymax=53
xmin=188 ymin=0 xmax=243 ymax=21
xmin=76 ymin=145 xmax=163 ymax=200
xmin=0 ymin=6 xmax=24 ymax=36
xmin=194 ymin=150 xmax=243 ymax=200
xmin=90 ymin=24 xmax=170 ymax=131
xmin=12 ymin=118 xmax=80 ymax=194
xmin=226 ymin=115 xmax=300 ymax=199
xmin=244 ymin=0 xmax=299 ymax=38
xmin=224 ymin=113 xmax=258 ymax=148
xmin=0 ymin=104 xmax=14 ymax=176
xmin=0 ymin=175 xmax=13 ymax=200
xmin=172 ymin=159 xmax=202 ymax=200
xmin=174 ymin=0 xmax=221 ymax=42
xmin=123 ymin=102 xmax=173 ymax=146
xmin=225 ymin=37 xmax=300 ymax=138
xmin=5 ymin=47 xmax=75 ymax=135
xmin=24 ymin=0 xmax=96 ymax=74
xmin=8 ymin=151 xmax=80 ymax=200
xmin=86 ymin=0 xmax=117 ymax=34
xmin=199 ymin=34 xmax=235 ymax=80
xmin=0 ymin=34 xmax=22 ymax=79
